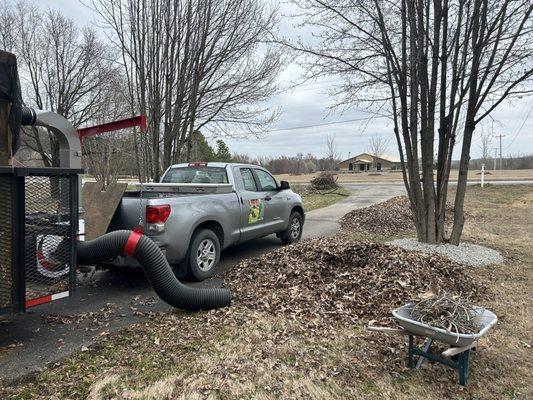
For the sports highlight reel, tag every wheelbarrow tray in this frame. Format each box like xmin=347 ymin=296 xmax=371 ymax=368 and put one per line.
xmin=393 ymin=304 xmax=498 ymax=347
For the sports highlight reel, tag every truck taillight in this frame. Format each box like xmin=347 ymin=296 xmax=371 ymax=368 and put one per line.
xmin=146 ymin=205 xmax=171 ymax=224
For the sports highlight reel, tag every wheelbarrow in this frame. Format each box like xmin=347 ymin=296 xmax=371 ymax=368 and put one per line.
xmin=367 ymin=303 xmax=498 ymax=386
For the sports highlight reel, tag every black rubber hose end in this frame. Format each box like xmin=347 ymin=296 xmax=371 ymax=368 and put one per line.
xmin=21 ymin=106 xmax=36 ymax=126
xmin=77 ymin=230 xmax=231 ymax=311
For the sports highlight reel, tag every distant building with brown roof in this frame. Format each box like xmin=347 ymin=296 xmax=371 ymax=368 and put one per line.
xmin=338 ymin=153 xmax=401 ymax=172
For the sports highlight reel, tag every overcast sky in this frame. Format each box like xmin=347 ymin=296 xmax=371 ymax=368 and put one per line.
xmin=38 ymin=0 xmax=533 ymax=161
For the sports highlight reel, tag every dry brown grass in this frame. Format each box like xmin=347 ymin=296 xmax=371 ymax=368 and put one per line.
xmin=454 ymin=185 xmax=533 ymax=399
xmin=276 ymin=169 xmax=533 ymax=184
xmin=293 ymin=184 xmax=351 ymax=211
xmin=1 ymin=185 xmax=532 ymax=400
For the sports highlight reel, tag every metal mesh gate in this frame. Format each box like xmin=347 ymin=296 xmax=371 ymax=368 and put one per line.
xmin=0 ymin=167 xmax=79 ymax=314
xmin=24 ymin=174 xmax=74 ymax=304
xmin=0 ymin=174 xmax=13 ymax=310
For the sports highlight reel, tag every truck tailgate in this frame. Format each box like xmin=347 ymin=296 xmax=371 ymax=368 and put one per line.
xmin=108 ymin=195 xmax=148 ymax=231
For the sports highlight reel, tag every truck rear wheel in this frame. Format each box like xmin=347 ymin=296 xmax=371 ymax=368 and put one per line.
xmin=279 ymin=211 xmax=303 ymax=245
xmin=187 ymin=229 xmax=221 ymax=281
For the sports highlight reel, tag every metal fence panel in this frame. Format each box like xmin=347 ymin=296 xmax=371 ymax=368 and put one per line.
xmin=0 ymin=174 xmax=12 ymax=309
xmin=24 ymin=174 xmax=72 ymax=303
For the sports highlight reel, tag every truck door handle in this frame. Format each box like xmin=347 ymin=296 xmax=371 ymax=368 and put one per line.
xmin=265 ymin=195 xmax=272 ymax=201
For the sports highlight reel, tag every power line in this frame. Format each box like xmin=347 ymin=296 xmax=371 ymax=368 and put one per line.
xmin=266 ymin=116 xmax=385 ymax=133
xmin=277 ymin=78 xmax=342 ymax=94
xmin=280 ymin=82 xmax=339 ymax=94
xmin=505 ymin=101 xmax=533 ymax=149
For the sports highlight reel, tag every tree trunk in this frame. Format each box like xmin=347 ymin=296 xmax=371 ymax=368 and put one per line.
xmin=450 ymin=125 xmax=474 ymax=244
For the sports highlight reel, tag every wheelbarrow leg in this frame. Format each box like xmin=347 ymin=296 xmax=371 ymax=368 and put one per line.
xmin=458 ymin=349 xmax=470 ymax=386
xmin=408 ymin=335 xmax=414 ymax=368
xmin=416 ymin=338 xmax=433 ymax=369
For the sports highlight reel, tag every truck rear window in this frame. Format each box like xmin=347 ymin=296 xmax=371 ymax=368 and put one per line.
xmin=161 ymin=167 xmax=229 ymax=184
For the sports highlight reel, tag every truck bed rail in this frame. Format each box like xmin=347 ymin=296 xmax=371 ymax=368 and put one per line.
xmin=130 ymin=183 xmax=234 ymax=194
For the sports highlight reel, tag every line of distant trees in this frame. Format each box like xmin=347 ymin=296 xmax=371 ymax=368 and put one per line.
xmin=467 ymin=154 xmax=533 ymax=170
xmin=81 ymin=137 xmax=340 ymax=178
xmin=231 ymin=133 xmax=341 ymax=174
xmin=232 ymin=152 xmax=340 ymax=175
xmin=80 ymin=134 xmax=533 ymax=179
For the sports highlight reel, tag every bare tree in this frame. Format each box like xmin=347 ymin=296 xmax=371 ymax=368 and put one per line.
xmin=325 ymin=133 xmax=340 ymax=171
xmin=288 ymin=0 xmax=533 ymax=244
xmin=0 ymin=2 xmax=16 ymax=52
xmin=82 ymin=73 xmax=131 ymax=189
xmin=295 ymin=152 xmax=304 ymax=174
xmin=231 ymin=153 xmax=253 ymax=164
xmin=367 ymin=135 xmax=389 ymax=172
xmin=89 ymin=0 xmax=282 ymax=181
xmin=478 ymin=132 xmax=493 ymax=166
xmin=0 ymin=1 xmax=117 ymax=167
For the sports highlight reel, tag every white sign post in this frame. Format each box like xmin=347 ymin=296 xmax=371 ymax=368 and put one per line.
xmin=481 ymin=163 xmax=485 ymax=188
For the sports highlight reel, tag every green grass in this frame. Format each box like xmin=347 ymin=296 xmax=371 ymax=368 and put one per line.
xmin=299 ymin=187 xmax=351 ymax=211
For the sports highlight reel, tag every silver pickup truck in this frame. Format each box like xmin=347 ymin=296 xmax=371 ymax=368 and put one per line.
xmin=107 ymin=162 xmax=304 ymax=280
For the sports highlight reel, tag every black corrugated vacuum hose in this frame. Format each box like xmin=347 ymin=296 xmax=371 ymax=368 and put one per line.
xmin=77 ymin=230 xmax=231 ymax=311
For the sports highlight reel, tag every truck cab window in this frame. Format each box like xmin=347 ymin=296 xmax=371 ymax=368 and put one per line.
xmin=162 ymin=167 xmax=229 ymax=184
xmin=240 ymin=168 xmax=257 ymax=191
xmin=254 ymin=169 xmax=277 ymax=191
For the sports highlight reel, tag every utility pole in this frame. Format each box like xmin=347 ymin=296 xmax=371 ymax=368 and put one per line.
xmin=494 ymin=134 xmax=506 ymax=170
xmin=493 ymin=148 xmax=498 ymax=171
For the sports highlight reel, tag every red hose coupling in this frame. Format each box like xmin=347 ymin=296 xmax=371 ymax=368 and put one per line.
xmin=124 ymin=230 xmax=143 ymax=256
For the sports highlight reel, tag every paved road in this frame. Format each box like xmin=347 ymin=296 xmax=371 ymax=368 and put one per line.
xmin=0 ymin=183 xmax=406 ymax=381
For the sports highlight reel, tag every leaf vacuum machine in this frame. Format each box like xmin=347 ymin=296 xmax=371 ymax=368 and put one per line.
xmin=0 ymin=52 xmax=230 ymax=317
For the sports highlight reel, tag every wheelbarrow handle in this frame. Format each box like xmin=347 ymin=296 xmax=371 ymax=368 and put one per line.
xmin=442 ymin=341 xmax=478 ymax=358
xmin=366 ymin=326 xmax=407 ymax=335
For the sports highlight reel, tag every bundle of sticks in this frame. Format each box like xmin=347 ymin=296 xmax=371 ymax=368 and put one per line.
xmin=410 ymin=293 xmax=483 ymax=335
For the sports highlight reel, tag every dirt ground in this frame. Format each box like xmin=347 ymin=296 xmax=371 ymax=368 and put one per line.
xmin=1 ymin=185 xmax=531 ymax=399
xmin=276 ymin=169 xmax=533 ymax=184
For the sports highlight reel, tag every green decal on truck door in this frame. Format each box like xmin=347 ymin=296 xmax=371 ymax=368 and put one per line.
xmin=248 ymin=199 xmax=265 ymax=224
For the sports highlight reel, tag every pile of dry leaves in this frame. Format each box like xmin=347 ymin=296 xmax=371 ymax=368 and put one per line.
xmin=224 ymin=237 xmax=484 ymax=327
xmin=340 ymin=196 xmax=461 ymax=236
xmin=340 ymin=196 xmax=414 ymax=236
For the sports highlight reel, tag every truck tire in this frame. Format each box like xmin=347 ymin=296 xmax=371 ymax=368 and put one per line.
xmin=187 ymin=229 xmax=221 ymax=281
xmin=279 ymin=211 xmax=303 ymax=245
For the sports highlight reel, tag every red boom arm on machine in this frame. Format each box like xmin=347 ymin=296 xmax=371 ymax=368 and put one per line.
xmin=77 ymin=115 xmax=147 ymax=139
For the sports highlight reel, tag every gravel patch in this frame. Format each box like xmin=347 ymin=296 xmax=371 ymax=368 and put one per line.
xmin=386 ymin=238 xmax=504 ymax=267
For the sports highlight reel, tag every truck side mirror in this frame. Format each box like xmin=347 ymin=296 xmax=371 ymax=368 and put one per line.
xmin=279 ymin=180 xmax=290 ymax=191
